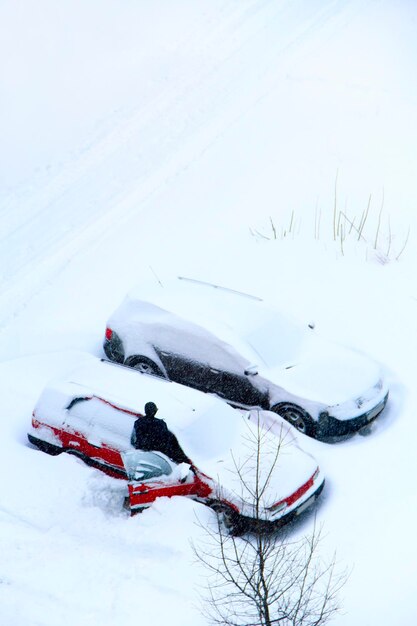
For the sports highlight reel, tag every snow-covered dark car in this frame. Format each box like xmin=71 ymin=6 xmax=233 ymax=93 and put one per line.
xmin=104 ymin=277 xmax=388 ymax=440
xmin=28 ymin=356 xmax=324 ymax=533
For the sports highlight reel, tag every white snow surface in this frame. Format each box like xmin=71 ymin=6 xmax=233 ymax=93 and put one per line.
xmin=1 ymin=1 xmax=416 ymax=625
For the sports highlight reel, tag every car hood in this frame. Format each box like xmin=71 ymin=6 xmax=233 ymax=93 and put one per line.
xmin=263 ymin=336 xmax=382 ymax=407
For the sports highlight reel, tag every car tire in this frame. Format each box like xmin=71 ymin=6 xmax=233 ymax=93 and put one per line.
xmin=211 ymin=504 xmax=246 ymax=536
xmin=271 ymin=402 xmax=316 ymax=438
xmin=125 ymin=355 xmax=166 ymax=378
xmin=103 ymin=337 xmax=124 ymax=363
xmin=223 ymin=510 xmax=246 ymax=536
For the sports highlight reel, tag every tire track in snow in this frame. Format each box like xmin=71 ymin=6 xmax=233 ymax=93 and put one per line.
xmin=0 ymin=0 xmax=359 ymax=323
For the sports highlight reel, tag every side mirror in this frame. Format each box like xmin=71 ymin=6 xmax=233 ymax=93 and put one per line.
xmin=244 ymin=365 xmax=258 ymax=376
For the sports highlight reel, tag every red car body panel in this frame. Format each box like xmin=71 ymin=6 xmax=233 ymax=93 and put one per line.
xmin=31 ymin=415 xmax=127 ymax=478
xmin=128 ymin=472 xmax=214 ymax=512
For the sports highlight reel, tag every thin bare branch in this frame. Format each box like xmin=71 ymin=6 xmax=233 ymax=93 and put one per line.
xmin=193 ymin=418 xmax=346 ymax=626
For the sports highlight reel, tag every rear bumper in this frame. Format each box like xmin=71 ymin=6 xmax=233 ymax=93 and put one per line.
xmin=234 ymin=479 xmax=325 ymax=534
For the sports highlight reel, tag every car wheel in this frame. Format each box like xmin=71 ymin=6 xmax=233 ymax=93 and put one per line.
xmin=223 ymin=510 xmax=246 ymax=536
xmin=271 ymin=402 xmax=316 ymax=438
xmin=211 ymin=504 xmax=246 ymax=536
xmin=125 ymin=355 xmax=165 ymax=378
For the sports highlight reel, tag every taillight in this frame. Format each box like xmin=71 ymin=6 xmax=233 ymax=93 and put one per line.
xmin=268 ymin=468 xmax=319 ymax=513
xmin=105 ymin=327 xmax=113 ymax=341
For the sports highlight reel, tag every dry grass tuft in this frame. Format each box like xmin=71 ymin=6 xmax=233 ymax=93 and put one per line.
xmin=250 ymin=182 xmax=410 ymax=263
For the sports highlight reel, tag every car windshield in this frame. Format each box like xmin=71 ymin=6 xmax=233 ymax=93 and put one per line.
xmin=234 ymin=309 xmax=308 ymax=369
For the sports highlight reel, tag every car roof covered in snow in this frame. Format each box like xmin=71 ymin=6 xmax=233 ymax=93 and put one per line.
xmin=41 ymin=355 xmax=237 ymax=431
xmin=116 ymin=276 xmax=309 ymax=369
xmin=112 ymin=278 xmax=383 ymax=406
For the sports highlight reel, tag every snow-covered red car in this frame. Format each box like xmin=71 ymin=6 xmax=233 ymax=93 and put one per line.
xmin=103 ymin=277 xmax=389 ymax=440
xmin=28 ymin=356 xmax=324 ymax=533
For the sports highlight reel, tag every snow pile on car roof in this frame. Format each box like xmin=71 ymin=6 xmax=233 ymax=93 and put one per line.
xmin=64 ymin=356 xmax=223 ymax=431
xmin=109 ymin=295 xmax=254 ymax=375
xmin=123 ymin=277 xmax=309 ymax=369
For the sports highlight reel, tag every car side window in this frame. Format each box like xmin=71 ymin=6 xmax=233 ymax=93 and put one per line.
xmin=66 ymin=396 xmax=135 ymax=445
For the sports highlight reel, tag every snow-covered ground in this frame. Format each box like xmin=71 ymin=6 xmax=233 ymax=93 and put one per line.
xmin=1 ymin=1 xmax=416 ymax=624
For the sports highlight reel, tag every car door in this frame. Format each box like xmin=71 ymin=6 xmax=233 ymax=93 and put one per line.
xmin=154 ymin=321 xmax=268 ymax=407
xmin=62 ymin=396 xmax=94 ymax=454
xmin=207 ymin=369 xmax=268 ymax=408
xmin=156 ymin=349 xmax=209 ymax=391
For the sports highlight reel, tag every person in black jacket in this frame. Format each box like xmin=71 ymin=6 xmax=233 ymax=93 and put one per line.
xmin=131 ymin=402 xmax=193 ymax=466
